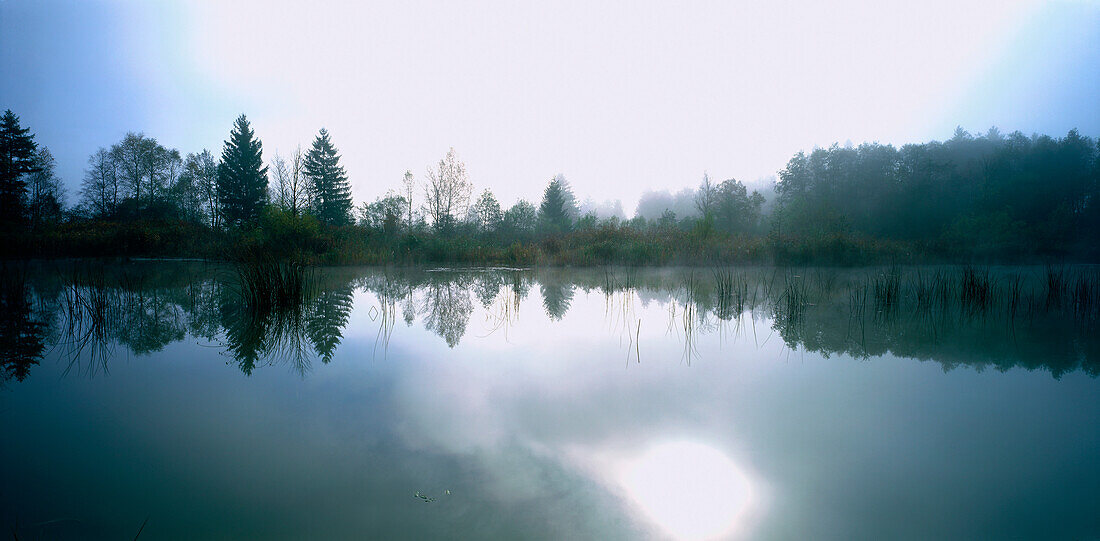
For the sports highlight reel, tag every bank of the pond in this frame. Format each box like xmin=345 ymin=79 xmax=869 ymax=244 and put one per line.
xmin=5 ymin=217 xmax=1095 ymax=267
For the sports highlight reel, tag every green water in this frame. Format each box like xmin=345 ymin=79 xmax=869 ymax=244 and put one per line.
xmin=1 ymin=263 xmax=1098 ymax=540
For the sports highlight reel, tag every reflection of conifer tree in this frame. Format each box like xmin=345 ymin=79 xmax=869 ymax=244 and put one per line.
xmin=218 ymin=288 xmax=268 ymax=375
xmin=540 ymin=279 xmax=575 ymax=321
xmin=218 ymin=279 xmax=320 ymax=376
xmin=305 ymin=285 xmax=354 ymax=363
xmin=0 ymin=272 xmax=47 ymax=383
xmin=422 ymin=282 xmax=473 ymax=348
xmin=213 ymin=268 xmax=355 ymax=375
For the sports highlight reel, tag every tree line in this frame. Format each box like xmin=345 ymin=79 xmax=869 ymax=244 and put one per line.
xmin=0 ymin=108 xmax=781 ymax=241
xmin=1 ymin=106 xmax=1097 ymax=263
xmin=78 ymin=115 xmax=354 ymax=229
xmin=0 ymin=110 xmax=65 ymax=233
xmin=770 ymin=127 xmax=1100 ymax=256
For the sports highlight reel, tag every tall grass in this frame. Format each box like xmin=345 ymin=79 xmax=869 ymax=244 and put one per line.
xmin=235 ymin=258 xmax=313 ymax=314
xmin=713 ymin=268 xmax=749 ymax=320
xmin=959 ymin=265 xmax=994 ymax=314
xmin=909 ymin=269 xmax=952 ymax=314
xmin=1046 ymin=265 xmax=1067 ymax=308
xmin=1071 ymin=270 xmax=1099 ymax=320
xmin=777 ymin=273 xmax=808 ymax=329
xmin=872 ymin=266 xmax=901 ymax=313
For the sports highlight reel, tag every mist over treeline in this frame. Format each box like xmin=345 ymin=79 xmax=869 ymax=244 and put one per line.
xmin=1 ymin=107 xmax=1097 ymax=264
xmin=773 ymin=127 xmax=1099 ymax=255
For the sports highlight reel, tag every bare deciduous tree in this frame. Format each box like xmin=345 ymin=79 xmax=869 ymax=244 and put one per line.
xmin=179 ymin=150 xmax=220 ymax=229
xmin=26 ymin=146 xmax=65 ymax=228
xmin=423 ymin=147 xmax=471 ymax=231
xmin=694 ymin=172 xmax=717 ymax=217
xmin=271 ymin=153 xmax=291 ymax=210
xmin=402 ymin=169 xmax=415 ymax=227
xmin=270 ymin=146 xmax=308 ymax=216
xmin=81 ymin=147 xmax=120 ymax=218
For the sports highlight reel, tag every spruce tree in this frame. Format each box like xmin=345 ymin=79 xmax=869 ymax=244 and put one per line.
xmin=304 ymin=128 xmax=352 ymax=225
xmin=538 ymin=174 xmax=578 ymax=234
xmin=217 ymin=115 xmax=268 ymax=227
xmin=0 ymin=110 xmax=40 ymax=229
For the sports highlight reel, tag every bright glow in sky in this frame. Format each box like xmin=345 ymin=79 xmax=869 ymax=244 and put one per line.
xmin=2 ymin=0 xmax=1098 ymax=213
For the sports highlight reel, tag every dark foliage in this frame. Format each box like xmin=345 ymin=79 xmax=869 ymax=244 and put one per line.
xmin=0 ymin=267 xmax=46 ymax=383
xmin=773 ymin=128 xmax=1100 ymax=258
xmin=538 ymin=174 xmax=578 ymax=235
xmin=304 ymin=128 xmax=353 ymax=226
xmin=218 ymin=115 xmax=269 ymax=228
xmin=0 ymin=109 xmax=40 ymax=230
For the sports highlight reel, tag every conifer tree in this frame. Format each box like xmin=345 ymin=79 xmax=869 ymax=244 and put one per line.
xmin=217 ymin=115 xmax=268 ymax=227
xmin=0 ymin=110 xmax=40 ymax=229
xmin=304 ymin=128 xmax=352 ymax=225
xmin=538 ymin=174 xmax=578 ymax=234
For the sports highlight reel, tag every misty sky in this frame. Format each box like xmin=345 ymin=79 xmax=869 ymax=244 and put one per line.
xmin=2 ymin=0 xmax=1098 ymax=213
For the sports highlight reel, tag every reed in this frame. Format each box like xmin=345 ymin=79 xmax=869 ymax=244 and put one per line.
xmin=960 ymin=265 xmax=993 ymax=313
xmin=1071 ymin=271 xmax=1098 ymax=319
xmin=713 ymin=268 xmax=748 ymax=319
xmin=872 ymin=266 xmax=901 ymax=312
xmin=1005 ymin=273 xmax=1023 ymax=320
xmin=1046 ymin=265 xmax=1067 ymax=308
xmin=235 ymin=257 xmax=313 ymax=313
xmin=779 ymin=273 xmax=808 ymax=327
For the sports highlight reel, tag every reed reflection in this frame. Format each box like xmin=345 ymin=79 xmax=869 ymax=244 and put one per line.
xmin=2 ymin=263 xmax=1097 ymax=383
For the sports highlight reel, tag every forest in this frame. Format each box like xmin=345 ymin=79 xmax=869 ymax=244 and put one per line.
xmin=2 ymin=109 xmax=1098 ymax=265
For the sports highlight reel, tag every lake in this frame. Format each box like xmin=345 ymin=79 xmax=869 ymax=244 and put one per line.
xmin=1 ymin=262 xmax=1098 ymax=540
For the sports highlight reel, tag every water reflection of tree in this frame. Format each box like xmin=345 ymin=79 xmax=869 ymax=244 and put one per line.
xmin=305 ymin=286 xmax=355 ymax=363
xmin=474 ymin=273 xmax=503 ymax=309
xmin=218 ymin=276 xmax=355 ymax=374
xmin=13 ymin=262 xmax=362 ymax=379
xmin=185 ymin=276 xmax=223 ymax=341
xmin=510 ymin=272 xmax=531 ymax=305
xmin=219 ymin=289 xmax=274 ymax=375
xmin=8 ymin=264 xmax=1097 ymax=382
xmin=0 ymin=271 xmax=47 ymax=383
xmin=757 ymin=269 xmax=1100 ymax=378
xmin=400 ymin=287 xmax=417 ymax=327
xmin=115 ymin=287 xmax=188 ymax=355
xmin=421 ymin=278 xmax=474 ymax=348
xmin=539 ymin=273 xmax=575 ymax=321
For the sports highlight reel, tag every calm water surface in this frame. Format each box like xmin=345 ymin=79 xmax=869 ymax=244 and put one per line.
xmin=1 ymin=263 xmax=1098 ymax=540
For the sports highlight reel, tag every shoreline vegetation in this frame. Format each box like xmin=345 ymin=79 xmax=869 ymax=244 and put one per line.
xmin=1 ymin=109 xmax=1098 ymax=266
